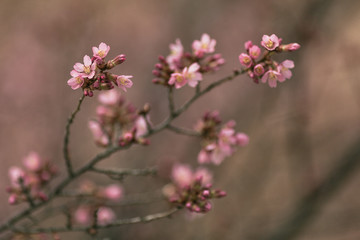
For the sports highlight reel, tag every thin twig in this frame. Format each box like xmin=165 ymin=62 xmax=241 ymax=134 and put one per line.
xmin=166 ymin=125 xmax=201 ymax=137
xmin=168 ymin=87 xmax=175 ymax=117
xmin=12 ymin=208 xmax=179 ymax=234
xmin=90 ymin=166 xmax=157 ymax=179
xmin=63 ymin=95 xmax=85 ymax=177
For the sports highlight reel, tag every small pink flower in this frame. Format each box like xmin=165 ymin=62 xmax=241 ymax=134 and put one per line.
xmin=194 ymin=168 xmax=213 ymax=185
xmin=135 ymin=116 xmax=148 ymax=138
xmin=9 ymin=167 xmax=25 ymax=187
xmin=166 ymin=39 xmax=183 ymax=69
xmin=280 ymin=43 xmax=300 ymax=52
xmin=261 ymin=34 xmax=280 ymax=51
xmin=23 ymin=152 xmax=42 ymax=172
xmin=67 ymin=70 xmax=84 ymax=90
xmin=253 ymin=64 xmax=265 ymax=76
xmin=97 ymin=207 xmax=116 ymax=226
xmin=261 ymin=70 xmax=285 ymax=88
xmin=172 ymin=164 xmax=193 ymax=188
xmin=198 ymin=150 xmax=211 ymax=164
xmin=238 ymin=53 xmax=252 ymax=68
xmin=98 ymin=89 xmax=121 ymax=105
xmin=116 ymin=75 xmax=133 ymax=92
xmin=73 ymin=55 xmax=96 ymax=79
xmin=168 ymin=72 xmax=186 ymax=89
xmin=88 ymin=121 xmax=109 ymax=146
xmin=277 ymin=60 xmax=294 ymax=79
xmin=102 ymin=184 xmax=123 ymax=201
xmin=244 ymin=40 xmax=253 ymax=50
xmin=183 ymin=63 xmax=202 ymax=87
xmin=74 ymin=206 xmax=91 ymax=225
xmin=249 ymin=45 xmax=261 ymax=59
xmin=92 ymin=42 xmax=110 ymax=59
xmin=192 ymin=33 xmax=216 ymax=57
xmin=236 ymin=133 xmax=249 ymax=146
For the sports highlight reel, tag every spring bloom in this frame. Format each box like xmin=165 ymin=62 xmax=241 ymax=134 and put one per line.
xmin=261 ymin=34 xmax=280 ymax=51
xmin=92 ymin=42 xmax=110 ymax=59
xmin=74 ymin=207 xmax=91 ymax=225
xmin=166 ymin=39 xmax=183 ymax=70
xmin=73 ymin=55 xmax=96 ymax=79
xmin=172 ymin=164 xmax=193 ymax=188
xmin=98 ymin=89 xmax=122 ymax=106
xmin=168 ymin=63 xmax=202 ymax=88
xmin=236 ymin=133 xmax=249 ymax=146
xmin=8 ymin=167 xmax=25 ymax=187
xmin=261 ymin=70 xmax=285 ymax=88
xmin=102 ymin=184 xmax=123 ymax=201
xmin=135 ymin=116 xmax=148 ymax=138
xmin=277 ymin=60 xmax=295 ymax=79
xmin=88 ymin=121 xmax=109 ymax=146
xmin=239 ymin=53 xmax=252 ymax=68
xmin=116 ymin=75 xmax=133 ymax=92
xmin=280 ymin=43 xmax=301 ymax=52
xmin=23 ymin=152 xmax=42 ymax=172
xmin=67 ymin=70 xmax=85 ymax=90
xmin=192 ymin=33 xmax=216 ymax=57
xmin=249 ymin=45 xmax=261 ymax=59
xmin=253 ymin=64 xmax=265 ymax=76
xmin=244 ymin=40 xmax=253 ymax=50
xmin=97 ymin=207 xmax=116 ymax=226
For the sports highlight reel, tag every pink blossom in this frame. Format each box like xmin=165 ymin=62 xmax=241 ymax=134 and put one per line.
xmin=194 ymin=168 xmax=213 ymax=185
xmin=277 ymin=60 xmax=294 ymax=79
xmin=73 ymin=55 xmax=96 ymax=79
xmin=97 ymin=207 xmax=116 ymax=226
xmin=172 ymin=164 xmax=193 ymax=188
xmin=261 ymin=70 xmax=285 ymax=88
xmin=135 ymin=116 xmax=148 ymax=138
xmin=74 ymin=207 xmax=91 ymax=225
xmin=8 ymin=194 xmax=17 ymax=205
xmin=261 ymin=34 xmax=280 ymax=51
xmin=9 ymin=167 xmax=25 ymax=187
xmin=92 ymin=42 xmax=110 ymax=59
xmin=249 ymin=45 xmax=261 ymax=59
xmin=166 ymin=39 xmax=183 ymax=70
xmin=88 ymin=121 xmax=109 ymax=146
xmin=192 ymin=33 xmax=216 ymax=57
xmin=280 ymin=43 xmax=301 ymax=52
xmin=102 ymin=184 xmax=123 ymax=201
xmin=23 ymin=152 xmax=42 ymax=171
xmin=116 ymin=75 xmax=133 ymax=92
xmin=253 ymin=64 xmax=265 ymax=76
xmin=197 ymin=150 xmax=211 ymax=164
xmin=236 ymin=133 xmax=249 ymax=146
xmin=238 ymin=53 xmax=252 ymax=68
xmin=98 ymin=89 xmax=121 ymax=106
xmin=168 ymin=63 xmax=202 ymax=88
xmin=67 ymin=70 xmax=84 ymax=90
xmin=244 ymin=40 xmax=253 ymax=50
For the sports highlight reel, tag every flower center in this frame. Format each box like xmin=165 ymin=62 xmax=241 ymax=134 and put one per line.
xmin=176 ymin=75 xmax=184 ymax=83
xmin=266 ymin=40 xmax=274 ymax=49
xmin=84 ymin=66 xmax=91 ymax=74
xmin=98 ymin=50 xmax=105 ymax=58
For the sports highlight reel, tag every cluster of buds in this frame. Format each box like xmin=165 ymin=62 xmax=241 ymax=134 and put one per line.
xmin=152 ymin=33 xmax=225 ymax=88
xmin=73 ymin=181 xmax=123 ymax=226
xmin=195 ymin=111 xmax=249 ymax=165
xmin=7 ymin=152 xmax=57 ymax=205
xmin=88 ymin=89 xmax=149 ymax=147
xmin=163 ymin=164 xmax=225 ymax=213
xmin=239 ymin=34 xmax=300 ymax=87
xmin=67 ymin=42 xmax=133 ymax=96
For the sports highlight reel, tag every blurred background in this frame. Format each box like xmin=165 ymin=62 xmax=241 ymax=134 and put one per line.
xmin=0 ymin=0 xmax=360 ymax=239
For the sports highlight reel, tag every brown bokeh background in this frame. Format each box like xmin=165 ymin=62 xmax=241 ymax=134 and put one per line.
xmin=1 ymin=0 xmax=360 ymax=239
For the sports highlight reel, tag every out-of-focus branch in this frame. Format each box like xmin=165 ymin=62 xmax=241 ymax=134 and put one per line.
xmin=263 ymin=136 xmax=360 ymax=240
xmin=90 ymin=166 xmax=157 ymax=180
xmin=63 ymin=95 xmax=85 ymax=177
xmin=166 ymin=124 xmax=201 ymax=137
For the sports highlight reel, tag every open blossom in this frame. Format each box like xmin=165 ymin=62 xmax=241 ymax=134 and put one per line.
xmin=172 ymin=164 xmax=193 ymax=188
xmin=9 ymin=167 xmax=25 ymax=187
xmin=88 ymin=121 xmax=109 ymax=146
xmin=277 ymin=60 xmax=294 ymax=79
xmin=249 ymin=45 xmax=261 ymax=59
xmin=168 ymin=63 xmax=202 ymax=88
xmin=261 ymin=70 xmax=285 ymax=88
xmin=261 ymin=34 xmax=280 ymax=51
xmin=102 ymin=184 xmax=123 ymax=201
xmin=67 ymin=70 xmax=85 ymax=90
xmin=98 ymin=89 xmax=122 ymax=106
xmin=73 ymin=55 xmax=96 ymax=79
xmin=92 ymin=42 xmax=110 ymax=59
xmin=239 ymin=53 xmax=252 ymax=68
xmin=97 ymin=207 xmax=116 ymax=226
xmin=23 ymin=152 xmax=42 ymax=172
xmin=116 ymin=75 xmax=133 ymax=92
xmin=192 ymin=33 xmax=216 ymax=57
xmin=253 ymin=64 xmax=265 ymax=76
xmin=166 ymin=39 xmax=183 ymax=70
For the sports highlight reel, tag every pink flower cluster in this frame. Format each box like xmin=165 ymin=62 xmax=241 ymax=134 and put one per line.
xmin=7 ymin=152 xmax=57 ymax=205
xmin=195 ymin=111 xmax=249 ymax=165
xmin=163 ymin=164 xmax=225 ymax=213
xmin=68 ymin=42 xmax=133 ymax=96
xmin=89 ymin=89 xmax=149 ymax=147
xmin=239 ymin=34 xmax=300 ymax=88
xmin=152 ymin=33 xmax=225 ymax=88
xmin=73 ymin=181 xmax=123 ymax=226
